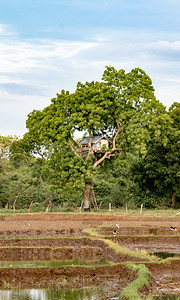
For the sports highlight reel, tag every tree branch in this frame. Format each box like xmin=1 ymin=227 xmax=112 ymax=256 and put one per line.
xmin=113 ymin=119 xmax=121 ymax=150
xmin=72 ymin=138 xmax=80 ymax=149
xmin=69 ymin=142 xmax=81 ymax=158
xmin=93 ymin=151 xmax=111 ymax=167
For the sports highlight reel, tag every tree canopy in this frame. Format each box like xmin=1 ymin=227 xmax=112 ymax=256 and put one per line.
xmin=22 ymin=66 xmax=173 ymax=210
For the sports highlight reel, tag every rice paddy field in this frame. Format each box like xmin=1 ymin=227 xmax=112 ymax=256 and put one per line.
xmin=0 ymin=211 xmax=179 ymax=299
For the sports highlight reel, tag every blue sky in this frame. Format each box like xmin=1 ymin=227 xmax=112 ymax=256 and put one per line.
xmin=0 ymin=0 xmax=180 ymax=136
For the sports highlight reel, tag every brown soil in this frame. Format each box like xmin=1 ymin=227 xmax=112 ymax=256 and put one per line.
xmin=0 ymin=213 xmax=179 ymax=238
xmin=0 ymin=213 xmax=179 ymax=298
xmin=0 ymin=237 xmax=148 ymax=263
xmin=106 ymin=236 xmax=180 ymax=253
xmin=0 ymin=264 xmax=135 ymax=291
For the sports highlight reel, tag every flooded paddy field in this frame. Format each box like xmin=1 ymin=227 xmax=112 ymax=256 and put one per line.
xmin=0 ymin=213 xmax=179 ymax=299
xmin=104 ymin=235 xmax=180 ymax=253
xmin=0 ymin=288 xmax=101 ymax=300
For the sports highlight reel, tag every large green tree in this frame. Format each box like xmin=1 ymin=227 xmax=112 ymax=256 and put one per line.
xmin=25 ymin=66 xmax=171 ymax=210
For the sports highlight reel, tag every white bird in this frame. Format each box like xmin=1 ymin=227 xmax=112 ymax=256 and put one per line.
xmin=170 ymin=226 xmax=177 ymax=232
xmin=113 ymin=224 xmax=120 ymax=235
xmin=28 ymin=223 xmax=31 ymax=227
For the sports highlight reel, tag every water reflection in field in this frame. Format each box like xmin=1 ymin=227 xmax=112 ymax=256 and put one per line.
xmin=151 ymin=252 xmax=180 ymax=259
xmin=0 ymin=288 xmax=98 ymax=300
xmin=0 ymin=258 xmax=110 ymax=269
xmin=154 ymin=294 xmax=180 ymax=300
xmin=0 ymin=288 xmax=179 ymax=300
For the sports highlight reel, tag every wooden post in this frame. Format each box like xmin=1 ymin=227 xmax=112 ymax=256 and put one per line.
xmin=140 ymin=204 xmax=143 ymax=214
xmin=109 ymin=203 xmax=111 ymax=211
xmin=99 ymin=201 xmax=102 ymax=210
xmin=125 ymin=201 xmax=128 ymax=213
xmin=13 ymin=198 xmax=17 ymax=212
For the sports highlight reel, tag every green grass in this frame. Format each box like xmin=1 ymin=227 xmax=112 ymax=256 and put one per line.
xmin=83 ymin=225 xmax=159 ymax=299
xmin=83 ymin=227 xmax=158 ymax=262
xmin=0 ymin=208 xmax=179 ymax=216
xmin=0 ymin=258 xmax=111 ymax=269
xmin=119 ymin=263 xmax=152 ymax=300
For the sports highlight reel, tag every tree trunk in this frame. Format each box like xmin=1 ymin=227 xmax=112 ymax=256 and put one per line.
xmin=46 ymin=200 xmax=52 ymax=212
xmin=29 ymin=200 xmax=34 ymax=212
xmin=13 ymin=198 xmax=17 ymax=211
xmin=90 ymin=187 xmax=98 ymax=210
xmin=82 ymin=182 xmax=98 ymax=211
xmin=171 ymin=191 xmax=176 ymax=207
xmin=83 ymin=182 xmax=92 ymax=212
xmin=39 ymin=175 xmax=43 ymax=184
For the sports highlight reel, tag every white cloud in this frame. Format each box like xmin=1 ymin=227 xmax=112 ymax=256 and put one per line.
xmin=146 ymin=40 xmax=180 ymax=51
xmin=0 ymin=88 xmax=50 ymax=137
xmin=0 ymin=27 xmax=180 ymax=136
xmin=0 ymin=76 xmax=25 ymax=84
xmin=0 ymin=25 xmax=6 ymax=35
xmin=0 ymin=38 xmax=98 ymax=74
xmin=0 ymin=24 xmax=15 ymax=36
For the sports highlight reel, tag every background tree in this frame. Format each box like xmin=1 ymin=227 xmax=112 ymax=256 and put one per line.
xmin=93 ymin=153 xmax=140 ymax=209
xmin=0 ymin=134 xmax=59 ymax=211
xmin=0 ymin=135 xmax=18 ymax=171
xmin=131 ymin=102 xmax=180 ymax=207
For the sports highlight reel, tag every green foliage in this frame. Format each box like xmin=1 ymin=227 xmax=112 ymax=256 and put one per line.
xmin=102 ymin=66 xmax=171 ymax=157
xmin=0 ymin=67 xmax=178 ymax=210
xmin=30 ymin=202 xmax=46 ymax=212
xmin=131 ymin=101 xmax=180 ymax=207
xmin=92 ymin=155 xmax=139 ymax=208
xmin=0 ymin=162 xmax=59 ymax=210
xmin=25 ymin=66 xmax=169 ymax=200
xmin=0 ymin=135 xmax=18 ymax=172
xmin=0 ymin=135 xmax=17 ymax=160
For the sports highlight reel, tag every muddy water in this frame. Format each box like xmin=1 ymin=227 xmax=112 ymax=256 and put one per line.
xmin=0 ymin=288 xmax=99 ymax=299
xmin=0 ymin=258 xmax=110 ymax=268
xmin=154 ymin=294 xmax=180 ymax=299
xmin=151 ymin=252 xmax=180 ymax=259
xmin=1 ymin=288 xmax=179 ymax=299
